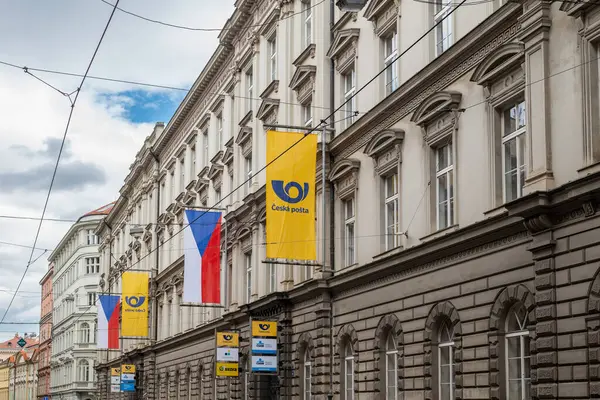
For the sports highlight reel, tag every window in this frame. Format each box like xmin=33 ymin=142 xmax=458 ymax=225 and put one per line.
xmin=203 ymin=131 xmax=209 ymax=165
xmin=87 ymin=292 xmax=96 ymax=306
xmin=434 ymin=0 xmax=453 ymax=56
xmin=502 ymin=100 xmax=526 ymax=202
xmin=438 ymin=321 xmax=455 ymax=400
xmin=215 ymin=188 xmax=222 ymax=204
xmin=268 ymin=36 xmax=277 ymax=81
xmin=344 ymin=342 xmax=354 ymax=400
xmin=435 ymin=143 xmax=454 ymax=230
xmin=343 ymin=68 xmax=356 ymax=129
xmin=384 ymin=32 xmax=398 ymax=94
xmin=267 ymin=263 xmax=276 ymax=294
xmin=245 ymin=253 xmax=252 ymax=303
xmin=187 ymin=368 xmax=192 ymax=400
xmin=246 ymin=67 xmax=254 ymax=113
xmin=244 ymin=155 xmax=253 ymax=195
xmin=303 ymin=0 xmax=312 ymax=47
xmin=385 ymin=332 xmax=398 ymax=400
xmin=505 ymin=303 xmax=530 ymax=400
xmin=170 ymin=170 xmax=175 ymax=200
xmin=191 ymin=146 xmax=196 ymax=177
xmin=86 ymin=257 xmax=99 ymax=274
xmin=80 ymin=323 xmax=91 ymax=343
xmin=180 ymin=158 xmax=185 ymax=190
xmin=303 ymin=348 xmax=311 ymax=400
xmin=217 ymin=114 xmax=223 ymax=150
xmin=384 ymin=174 xmax=399 ymax=250
xmin=86 ymin=229 xmax=98 ymax=245
xmin=302 ymin=102 xmax=312 ymax=127
xmin=78 ymin=360 xmax=90 ymax=381
xmin=343 ymin=198 xmax=356 ymax=267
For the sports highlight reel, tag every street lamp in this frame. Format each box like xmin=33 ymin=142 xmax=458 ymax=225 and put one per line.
xmin=335 ymin=0 xmax=368 ymax=12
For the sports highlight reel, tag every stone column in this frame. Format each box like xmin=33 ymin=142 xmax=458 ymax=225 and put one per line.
xmin=518 ymin=0 xmax=554 ymax=193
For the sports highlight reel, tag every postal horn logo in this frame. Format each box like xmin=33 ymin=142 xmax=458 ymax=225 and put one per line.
xmin=125 ymin=296 xmax=146 ymax=308
xmin=258 ymin=323 xmax=270 ymax=331
xmin=223 ymin=334 xmax=233 ymax=341
xmin=272 ymin=180 xmax=309 ymax=204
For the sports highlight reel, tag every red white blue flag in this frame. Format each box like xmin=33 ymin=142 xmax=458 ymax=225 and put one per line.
xmin=98 ymin=294 xmax=120 ymax=349
xmin=183 ymin=210 xmax=222 ymax=304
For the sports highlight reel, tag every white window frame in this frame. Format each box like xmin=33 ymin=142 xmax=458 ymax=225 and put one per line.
xmin=246 ymin=67 xmax=254 ymax=113
xmin=304 ymin=349 xmax=311 ymax=400
xmin=268 ymin=36 xmax=277 ymax=81
xmin=384 ymin=31 xmax=399 ymax=95
xmin=384 ymin=173 xmax=399 ymax=251
xmin=344 ymin=198 xmax=356 ymax=267
xmin=215 ymin=188 xmax=221 ymax=204
xmin=203 ymin=131 xmax=209 ymax=166
xmin=217 ymin=114 xmax=223 ymax=150
xmin=268 ymin=263 xmax=276 ymax=294
xmin=180 ymin=158 xmax=186 ymax=190
xmin=80 ymin=322 xmax=91 ymax=343
xmin=501 ymin=100 xmax=527 ymax=203
xmin=245 ymin=253 xmax=252 ymax=303
xmin=435 ymin=143 xmax=454 ymax=230
xmin=245 ymin=155 xmax=253 ymax=195
xmin=344 ymin=343 xmax=355 ymax=400
xmin=434 ymin=0 xmax=453 ymax=56
xmin=385 ymin=334 xmax=398 ymax=400
xmin=505 ymin=305 xmax=530 ymax=400
xmin=191 ymin=145 xmax=196 ymax=177
xmin=302 ymin=102 xmax=313 ymax=127
xmin=438 ymin=322 xmax=455 ymax=400
xmin=86 ymin=257 xmax=99 ymax=274
xmin=343 ymin=68 xmax=357 ymax=129
xmin=86 ymin=229 xmax=97 ymax=245
xmin=79 ymin=360 xmax=90 ymax=382
xmin=303 ymin=1 xmax=312 ymax=48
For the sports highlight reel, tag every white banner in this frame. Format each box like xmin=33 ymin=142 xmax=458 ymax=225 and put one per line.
xmin=252 ymin=338 xmax=277 ymax=355
xmin=121 ymin=373 xmax=135 ymax=381
xmin=110 ymin=384 xmax=121 ymax=393
xmin=110 ymin=376 xmax=120 ymax=384
xmin=251 ymin=355 xmax=277 ymax=373
xmin=216 ymin=347 xmax=239 ymax=362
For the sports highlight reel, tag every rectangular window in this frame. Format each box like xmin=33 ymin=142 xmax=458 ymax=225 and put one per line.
xmin=86 ymin=229 xmax=98 ymax=245
xmin=384 ymin=31 xmax=399 ymax=94
xmin=191 ymin=146 xmax=196 ymax=177
xmin=304 ymin=362 xmax=311 ymax=400
xmin=438 ymin=343 xmax=454 ymax=400
xmin=384 ymin=173 xmax=399 ymax=250
xmin=267 ymin=263 xmax=276 ymax=294
xmin=386 ymin=350 xmax=398 ymax=400
xmin=436 ymin=143 xmax=454 ymax=230
xmin=343 ymin=68 xmax=357 ymax=129
xmin=502 ymin=100 xmax=526 ymax=203
xmin=217 ymin=114 xmax=223 ymax=150
xmin=246 ymin=67 xmax=254 ymax=113
xmin=302 ymin=102 xmax=313 ymax=127
xmin=245 ymin=253 xmax=252 ymax=303
xmin=344 ymin=198 xmax=356 ymax=267
xmin=434 ymin=0 xmax=453 ymax=56
xmin=180 ymin=158 xmax=185 ymax=191
xmin=245 ymin=155 xmax=253 ymax=195
xmin=345 ymin=356 xmax=354 ymax=400
xmin=215 ymin=188 xmax=222 ymax=204
xmin=203 ymin=131 xmax=209 ymax=166
xmin=85 ymin=257 xmax=100 ymax=274
xmin=506 ymin=331 xmax=531 ymax=400
xmin=170 ymin=170 xmax=175 ymax=200
xmin=303 ymin=1 xmax=312 ymax=48
xmin=268 ymin=36 xmax=277 ymax=81
xmin=87 ymin=292 xmax=96 ymax=306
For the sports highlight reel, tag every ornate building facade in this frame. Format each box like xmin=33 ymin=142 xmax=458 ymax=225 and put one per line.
xmin=96 ymin=0 xmax=600 ymax=399
xmin=37 ymin=263 xmax=53 ymax=400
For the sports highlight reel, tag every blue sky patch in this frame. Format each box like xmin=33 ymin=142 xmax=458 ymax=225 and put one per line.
xmin=98 ymin=89 xmax=186 ymax=124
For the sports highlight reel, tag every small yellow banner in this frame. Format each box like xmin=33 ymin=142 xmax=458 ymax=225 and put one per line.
xmin=252 ymin=320 xmax=278 ymax=337
xmin=265 ymin=130 xmax=317 ymax=261
xmin=111 ymin=367 xmax=120 ymax=376
xmin=216 ymin=362 xmax=239 ymax=377
xmin=216 ymin=332 xmax=239 ymax=347
xmin=122 ymin=364 xmax=136 ymax=374
xmin=121 ymin=271 xmax=149 ymax=337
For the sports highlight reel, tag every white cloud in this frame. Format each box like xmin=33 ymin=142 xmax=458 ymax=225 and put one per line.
xmin=0 ymin=0 xmax=234 ymax=340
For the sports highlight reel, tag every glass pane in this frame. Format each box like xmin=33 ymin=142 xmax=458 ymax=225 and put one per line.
xmin=437 ymin=145 xmax=450 ymax=171
xmin=440 ymin=364 xmax=450 ymax=384
xmin=441 ymin=383 xmax=451 ymax=400
xmin=508 ymin=379 xmax=521 ymax=400
xmin=386 ymin=174 xmax=398 ymax=197
xmin=438 ymin=173 xmax=448 ymax=203
xmin=504 ymin=106 xmax=518 ymax=135
xmin=440 ymin=347 xmax=450 ymax=367
xmin=506 ymin=336 xmax=520 ymax=359
xmin=507 ymin=357 xmax=521 ymax=380
xmin=517 ymin=101 xmax=526 ymax=129
xmin=448 ymin=170 xmax=454 ymax=225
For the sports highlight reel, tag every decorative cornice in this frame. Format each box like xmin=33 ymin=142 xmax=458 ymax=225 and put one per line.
xmin=256 ymin=98 xmax=280 ymax=122
xmin=410 ymin=91 xmax=462 ymax=127
xmin=239 ymin=110 xmax=253 ymax=127
xmin=293 ymin=44 xmax=316 ymax=67
xmin=259 ymin=80 xmax=279 ymax=99
xmin=470 ymin=42 xmax=525 ymax=87
xmin=326 ymin=28 xmax=360 ymax=59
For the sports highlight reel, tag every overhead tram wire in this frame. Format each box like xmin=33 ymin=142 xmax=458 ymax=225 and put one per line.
xmin=0 ymin=0 xmax=122 ymax=325
xmin=98 ymin=0 xmax=325 ymax=32
xmin=64 ymin=0 xmax=469 ymax=330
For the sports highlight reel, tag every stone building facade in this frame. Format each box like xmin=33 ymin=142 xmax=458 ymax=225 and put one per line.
xmin=95 ymin=0 xmax=600 ymax=399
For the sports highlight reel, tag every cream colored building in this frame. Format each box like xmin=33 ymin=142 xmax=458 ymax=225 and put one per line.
xmin=0 ymin=357 xmax=11 ymax=400
xmin=97 ymin=0 xmax=600 ymax=399
xmin=8 ymin=350 xmax=37 ymax=400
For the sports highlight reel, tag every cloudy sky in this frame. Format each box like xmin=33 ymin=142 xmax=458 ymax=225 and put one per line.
xmin=0 ymin=0 xmax=234 ymax=341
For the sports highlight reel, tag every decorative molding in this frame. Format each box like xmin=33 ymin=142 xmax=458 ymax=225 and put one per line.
xmin=239 ymin=110 xmax=253 ymax=127
xmin=364 ymin=129 xmax=404 ymax=176
xmin=289 ymin=65 xmax=316 ymax=104
xmin=256 ymin=98 xmax=280 ymax=123
xmin=327 ymin=29 xmax=360 ymax=73
xmin=209 ymin=95 xmax=225 ymax=114
xmin=329 ymin=159 xmax=360 ymax=200
xmin=236 ymin=126 xmax=253 ymax=157
xmin=292 ymin=43 xmax=316 ymax=67
xmin=411 ymin=91 xmax=462 ymax=127
xmin=470 ymin=42 xmax=525 ymax=87
xmin=364 ymin=0 xmax=398 ymax=36
xmin=196 ymin=113 xmax=211 ymax=131
xmin=259 ymin=79 xmax=279 ymax=99
xmin=373 ymin=313 xmax=404 ymax=399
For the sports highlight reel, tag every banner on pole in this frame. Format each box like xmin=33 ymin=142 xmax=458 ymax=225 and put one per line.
xmin=265 ymin=130 xmax=317 ymax=261
xmin=183 ymin=210 xmax=222 ymax=304
xmin=215 ymin=330 xmax=240 ymax=377
xmin=121 ymin=272 xmax=149 ymax=337
xmin=97 ymin=295 xmax=120 ymax=349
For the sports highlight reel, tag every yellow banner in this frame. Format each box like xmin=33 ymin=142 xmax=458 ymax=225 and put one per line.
xmin=121 ymin=272 xmax=149 ymax=337
xmin=216 ymin=332 xmax=239 ymax=347
xmin=252 ymin=320 xmax=278 ymax=337
xmin=121 ymin=364 xmax=136 ymax=374
xmin=216 ymin=362 xmax=239 ymax=377
xmin=266 ymin=130 xmax=317 ymax=261
xmin=111 ymin=367 xmax=120 ymax=376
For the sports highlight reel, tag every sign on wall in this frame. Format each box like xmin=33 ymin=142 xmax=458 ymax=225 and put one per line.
xmin=215 ymin=330 xmax=240 ymax=377
xmin=250 ymin=320 xmax=278 ymax=374
xmin=120 ymin=364 xmax=136 ymax=392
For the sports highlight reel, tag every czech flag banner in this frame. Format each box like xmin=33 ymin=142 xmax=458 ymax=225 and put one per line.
xmin=98 ymin=294 xmax=120 ymax=349
xmin=183 ymin=209 xmax=222 ymax=304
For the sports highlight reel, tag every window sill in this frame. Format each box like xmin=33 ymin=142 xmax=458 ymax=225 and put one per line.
xmin=483 ymin=204 xmax=508 ymax=219
xmin=420 ymin=224 xmax=459 ymax=242
xmin=373 ymin=245 xmax=404 ymax=261
xmin=578 ymin=160 xmax=600 ymax=177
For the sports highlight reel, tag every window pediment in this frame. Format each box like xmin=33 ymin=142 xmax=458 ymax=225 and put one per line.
xmin=329 ymin=158 xmax=360 ymax=199
xmin=209 ymin=95 xmax=225 ymax=114
xmin=196 ymin=113 xmax=211 ymax=130
xmin=290 ymin=65 xmax=316 ymax=104
xmin=364 ymin=129 xmax=404 ymax=175
xmin=211 ymin=150 xmax=224 ymax=164
xmin=293 ymin=44 xmax=316 ymax=67
xmin=239 ymin=110 xmax=253 ymax=127
xmin=194 ymin=177 xmax=209 ymax=192
xmin=327 ymin=29 xmax=360 ymax=73
xmin=256 ymin=98 xmax=280 ymax=124
xmin=470 ymin=42 xmax=525 ymax=87
xmin=258 ymin=8 xmax=280 ymax=37
xmin=208 ymin=163 xmax=224 ymax=181
xmin=260 ymin=80 xmax=279 ymax=99
xmin=559 ymin=0 xmax=593 ymax=17
xmin=223 ymin=147 xmax=234 ymax=166
xmin=183 ymin=189 xmax=196 ymax=206
xmin=410 ymin=91 xmax=462 ymax=127
xmin=364 ymin=0 xmax=398 ymax=36
xmin=236 ymin=126 xmax=253 ymax=157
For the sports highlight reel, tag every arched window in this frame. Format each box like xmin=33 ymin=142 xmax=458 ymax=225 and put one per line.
xmin=187 ymin=367 xmax=192 ymax=400
xmin=438 ymin=320 xmax=455 ymax=400
xmin=505 ymin=303 xmax=530 ymax=400
xmin=303 ymin=347 xmax=311 ymax=400
xmin=343 ymin=342 xmax=355 ymax=400
xmin=78 ymin=360 xmax=90 ymax=381
xmin=385 ymin=332 xmax=398 ymax=399
xmin=80 ymin=323 xmax=90 ymax=344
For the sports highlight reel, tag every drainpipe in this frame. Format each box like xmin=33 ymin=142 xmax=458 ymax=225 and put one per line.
xmin=328 ymin=1 xmax=336 ymax=399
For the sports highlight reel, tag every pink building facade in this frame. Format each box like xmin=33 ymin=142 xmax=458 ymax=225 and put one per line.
xmin=37 ymin=263 xmax=53 ymax=400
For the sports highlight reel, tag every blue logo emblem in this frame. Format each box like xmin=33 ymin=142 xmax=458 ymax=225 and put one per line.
xmin=271 ymin=180 xmax=309 ymax=204
xmin=125 ymin=296 xmax=145 ymax=308
xmin=256 ymin=358 xmax=265 ymax=365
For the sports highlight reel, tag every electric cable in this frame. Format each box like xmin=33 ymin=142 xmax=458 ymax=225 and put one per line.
xmin=0 ymin=0 xmax=122 ymax=325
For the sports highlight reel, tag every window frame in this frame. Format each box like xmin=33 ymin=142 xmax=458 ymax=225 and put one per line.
xmin=343 ymin=67 xmax=357 ymax=129
xmin=435 ymin=143 xmax=454 ymax=230
xmin=302 ymin=102 xmax=313 ymax=127
xmin=343 ymin=198 xmax=356 ymax=267
xmin=384 ymin=31 xmax=399 ymax=95
xmin=343 ymin=342 xmax=355 ymax=400
xmin=434 ymin=0 xmax=453 ymax=57
xmin=501 ymin=100 xmax=527 ymax=203
xmin=203 ymin=130 xmax=209 ymax=166
xmin=383 ymin=173 xmax=400 ymax=251
xmin=303 ymin=347 xmax=312 ymax=400
xmin=217 ymin=114 xmax=223 ymax=150
xmin=268 ymin=35 xmax=277 ymax=82
xmin=246 ymin=67 xmax=254 ymax=113
xmin=385 ymin=332 xmax=398 ymax=400
xmin=504 ymin=304 xmax=531 ymax=400
xmin=245 ymin=252 xmax=252 ymax=303
xmin=244 ymin=155 xmax=253 ymax=195
xmin=437 ymin=321 xmax=455 ymax=400
xmin=303 ymin=1 xmax=312 ymax=48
